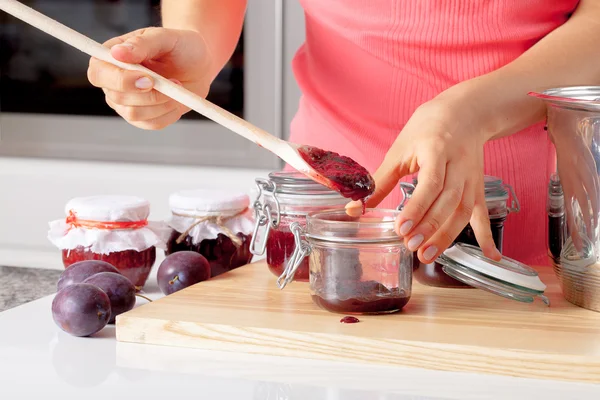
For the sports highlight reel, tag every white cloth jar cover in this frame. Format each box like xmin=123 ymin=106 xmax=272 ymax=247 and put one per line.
xmin=166 ymin=189 xmax=255 ymax=246
xmin=48 ymin=195 xmax=170 ymax=255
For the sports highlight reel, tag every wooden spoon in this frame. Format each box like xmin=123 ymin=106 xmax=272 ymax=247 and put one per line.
xmin=0 ymin=0 xmax=374 ymax=200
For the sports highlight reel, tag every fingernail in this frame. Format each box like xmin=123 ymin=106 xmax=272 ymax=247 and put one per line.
xmin=423 ymin=246 xmax=438 ymax=261
xmin=399 ymin=220 xmax=413 ymax=236
xmin=407 ymin=234 xmax=424 ymax=251
xmin=135 ymin=77 xmax=153 ymax=89
xmin=116 ymin=42 xmax=135 ymax=50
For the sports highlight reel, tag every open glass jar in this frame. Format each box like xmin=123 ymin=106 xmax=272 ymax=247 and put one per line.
xmin=399 ymin=175 xmax=520 ymax=288
xmin=278 ymin=209 xmax=413 ymax=315
xmin=165 ymin=189 xmax=255 ymax=278
xmin=250 ymin=171 xmax=349 ymax=281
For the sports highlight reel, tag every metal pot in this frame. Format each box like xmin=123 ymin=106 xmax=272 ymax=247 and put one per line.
xmin=530 ymin=86 xmax=600 ymax=312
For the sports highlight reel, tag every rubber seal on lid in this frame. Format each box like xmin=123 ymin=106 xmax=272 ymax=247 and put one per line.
xmin=437 ymin=243 xmax=550 ymax=305
xmin=169 ymin=189 xmax=249 ymax=215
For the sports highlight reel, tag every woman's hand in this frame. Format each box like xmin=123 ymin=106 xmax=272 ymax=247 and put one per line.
xmin=87 ymin=27 xmax=214 ymax=130
xmin=348 ymin=100 xmax=503 ymax=264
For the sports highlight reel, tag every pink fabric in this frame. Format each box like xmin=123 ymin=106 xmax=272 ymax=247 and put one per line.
xmin=288 ymin=0 xmax=580 ymax=266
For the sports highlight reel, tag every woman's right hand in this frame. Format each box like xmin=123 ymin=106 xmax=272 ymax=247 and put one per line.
xmin=87 ymin=27 xmax=214 ymax=130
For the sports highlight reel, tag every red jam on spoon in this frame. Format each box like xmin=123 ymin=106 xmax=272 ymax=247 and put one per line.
xmin=298 ymin=146 xmax=375 ymax=202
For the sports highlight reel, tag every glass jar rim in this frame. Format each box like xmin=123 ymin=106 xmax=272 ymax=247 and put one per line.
xmin=305 ymin=208 xmax=403 ymax=243
xmin=266 ymin=171 xmax=343 ymax=197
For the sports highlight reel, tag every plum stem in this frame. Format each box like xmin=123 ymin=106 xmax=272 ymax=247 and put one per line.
xmin=169 ymin=275 xmax=179 ymax=286
xmin=135 ymin=293 xmax=153 ymax=303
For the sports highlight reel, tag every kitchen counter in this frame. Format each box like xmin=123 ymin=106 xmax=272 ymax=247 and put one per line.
xmin=1 ymin=267 xmax=600 ymax=399
xmin=0 ymin=266 xmax=61 ymax=312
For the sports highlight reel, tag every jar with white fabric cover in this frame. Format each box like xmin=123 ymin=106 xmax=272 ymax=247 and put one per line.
xmin=165 ymin=189 xmax=255 ymax=278
xmin=48 ymin=195 xmax=170 ymax=290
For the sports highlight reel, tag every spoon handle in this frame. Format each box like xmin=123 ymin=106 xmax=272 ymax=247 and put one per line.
xmin=0 ymin=0 xmax=283 ymax=151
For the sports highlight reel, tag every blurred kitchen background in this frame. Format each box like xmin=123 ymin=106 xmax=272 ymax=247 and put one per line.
xmin=0 ymin=0 xmax=305 ymax=269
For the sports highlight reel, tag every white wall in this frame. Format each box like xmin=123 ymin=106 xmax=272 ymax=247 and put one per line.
xmin=0 ymin=156 xmax=270 ymax=270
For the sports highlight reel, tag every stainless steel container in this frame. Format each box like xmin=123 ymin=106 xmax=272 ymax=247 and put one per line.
xmin=530 ymin=86 xmax=600 ymax=312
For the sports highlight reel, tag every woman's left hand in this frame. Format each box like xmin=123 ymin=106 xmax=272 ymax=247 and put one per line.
xmin=348 ymin=99 xmax=502 ymax=264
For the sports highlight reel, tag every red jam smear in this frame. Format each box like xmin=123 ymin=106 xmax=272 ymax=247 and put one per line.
xmin=266 ymin=229 xmax=309 ymax=281
xmin=340 ymin=316 xmax=360 ymax=324
xmin=312 ymin=280 xmax=410 ymax=314
xmin=165 ymin=231 xmax=252 ymax=278
xmin=298 ymin=146 xmax=375 ymax=201
xmin=62 ymin=246 xmax=156 ymax=290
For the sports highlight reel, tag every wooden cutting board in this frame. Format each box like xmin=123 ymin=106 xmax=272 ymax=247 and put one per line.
xmin=116 ymin=262 xmax=600 ymax=383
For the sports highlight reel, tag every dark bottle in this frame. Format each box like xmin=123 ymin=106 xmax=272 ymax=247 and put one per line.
xmin=547 ymin=173 xmax=567 ymax=260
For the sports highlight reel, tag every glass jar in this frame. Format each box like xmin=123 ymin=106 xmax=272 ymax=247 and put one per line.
xmin=165 ymin=189 xmax=254 ymax=278
xmin=279 ymin=209 xmax=413 ymax=314
xmin=250 ymin=171 xmax=349 ymax=281
xmin=398 ymin=175 xmax=520 ymax=288
xmin=48 ymin=195 xmax=169 ymax=290
xmin=547 ymin=173 xmax=568 ymax=261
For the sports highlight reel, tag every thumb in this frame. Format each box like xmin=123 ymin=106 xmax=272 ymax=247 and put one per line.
xmin=110 ymin=28 xmax=178 ymax=64
xmin=346 ymin=157 xmax=408 ymax=212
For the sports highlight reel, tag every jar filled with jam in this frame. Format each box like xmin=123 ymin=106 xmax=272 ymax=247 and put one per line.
xmin=165 ymin=189 xmax=255 ymax=278
xmin=279 ymin=209 xmax=413 ymax=314
xmin=399 ymin=175 xmax=520 ymax=288
xmin=250 ymin=171 xmax=349 ymax=282
xmin=48 ymin=195 xmax=169 ymax=290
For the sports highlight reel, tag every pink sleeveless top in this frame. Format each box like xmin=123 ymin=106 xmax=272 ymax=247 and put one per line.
xmin=288 ymin=0 xmax=580 ymax=266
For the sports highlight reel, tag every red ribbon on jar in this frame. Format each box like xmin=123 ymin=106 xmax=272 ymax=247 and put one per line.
xmin=65 ymin=210 xmax=148 ymax=231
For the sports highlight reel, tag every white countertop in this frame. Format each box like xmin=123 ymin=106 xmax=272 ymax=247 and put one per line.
xmin=1 ymin=272 xmax=599 ymax=400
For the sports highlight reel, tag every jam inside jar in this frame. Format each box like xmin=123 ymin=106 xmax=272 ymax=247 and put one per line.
xmin=280 ymin=209 xmax=413 ymax=315
xmin=399 ymin=176 xmax=520 ymax=288
xmin=62 ymin=246 xmax=156 ymax=290
xmin=165 ymin=189 xmax=255 ymax=278
xmin=251 ymin=171 xmax=349 ymax=282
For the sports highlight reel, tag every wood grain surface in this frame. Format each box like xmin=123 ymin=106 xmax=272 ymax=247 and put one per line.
xmin=116 ymin=262 xmax=600 ymax=383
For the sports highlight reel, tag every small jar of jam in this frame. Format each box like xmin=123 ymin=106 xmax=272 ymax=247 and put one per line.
xmin=165 ymin=189 xmax=254 ymax=278
xmin=279 ymin=209 xmax=413 ymax=314
xmin=48 ymin=195 xmax=169 ymax=290
xmin=250 ymin=171 xmax=349 ymax=282
xmin=399 ymin=175 xmax=520 ymax=288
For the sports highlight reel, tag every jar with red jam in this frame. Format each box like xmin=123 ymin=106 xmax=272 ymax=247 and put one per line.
xmin=165 ymin=189 xmax=254 ymax=278
xmin=250 ymin=171 xmax=349 ymax=282
xmin=278 ymin=209 xmax=413 ymax=314
xmin=398 ymin=175 xmax=521 ymax=288
xmin=48 ymin=195 xmax=169 ymax=290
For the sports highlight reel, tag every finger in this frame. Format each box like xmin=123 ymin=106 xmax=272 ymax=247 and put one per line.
xmin=103 ymin=88 xmax=170 ymax=107
xmin=131 ymin=107 xmax=184 ymax=131
xmin=395 ymin=154 xmax=446 ymax=238
xmin=399 ymin=161 xmax=464 ymax=251
xmin=106 ymin=97 xmax=180 ymax=123
xmin=468 ymin=180 xmax=502 ymax=261
xmin=417 ymin=180 xmax=475 ymax=263
xmin=88 ymin=58 xmax=154 ymax=93
xmin=363 ymin=154 xmax=410 ymax=208
xmin=109 ymin=28 xmax=180 ymax=64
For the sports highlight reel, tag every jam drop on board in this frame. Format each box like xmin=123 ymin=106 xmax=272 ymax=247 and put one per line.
xmin=166 ymin=231 xmax=252 ymax=278
xmin=298 ymin=145 xmax=375 ymax=201
xmin=340 ymin=316 xmax=360 ymax=324
xmin=62 ymin=246 xmax=156 ymax=290
xmin=312 ymin=280 xmax=410 ymax=314
xmin=266 ymin=229 xmax=309 ymax=281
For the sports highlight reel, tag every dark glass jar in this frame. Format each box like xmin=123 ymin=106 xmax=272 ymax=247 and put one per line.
xmin=398 ymin=176 xmax=520 ymax=288
xmin=250 ymin=171 xmax=349 ymax=282
xmin=547 ymin=173 xmax=567 ymax=261
xmin=48 ymin=195 xmax=166 ymax=290
xmin=279 ymin=209 xmax=413 ymax=314
xmin=165 ymin=189 xmax=254 ymax=278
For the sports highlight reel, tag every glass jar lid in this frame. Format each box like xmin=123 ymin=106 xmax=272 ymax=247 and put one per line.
xmin=437 ymin=243 xmax=550 ymax=305
xmin=305 ymin=209 xmax=402 ymax=244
